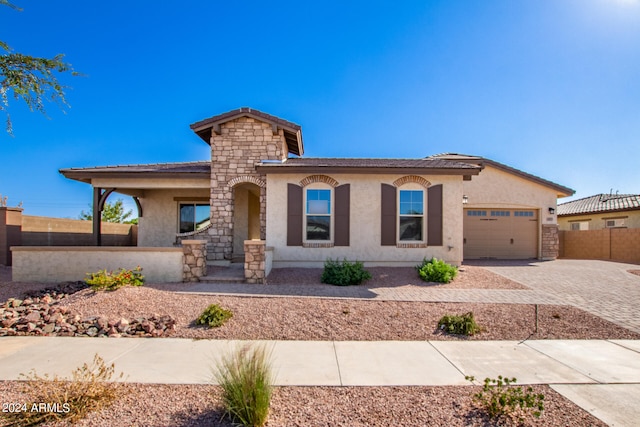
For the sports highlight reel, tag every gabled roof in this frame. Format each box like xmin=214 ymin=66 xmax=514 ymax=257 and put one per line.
xmin=557 ymin=194 xmax=640 ymax=216
xmin=428 ymin=153 xmax=575 ymax=197
xmin=256 ymin=157 xmax=482 ymax=176
xmin=60 ymin=161 xmax=211 ymax=184
xmin=190 ymin=107 xmax=304 ymax=156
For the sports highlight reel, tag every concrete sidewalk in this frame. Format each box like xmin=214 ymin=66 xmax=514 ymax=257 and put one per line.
xmin=1 ymin=337 xmax=640 ymax=425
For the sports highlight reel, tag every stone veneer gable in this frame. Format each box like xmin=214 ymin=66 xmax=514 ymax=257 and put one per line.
xmin=207 ymin=117 xmax=289 ymax=261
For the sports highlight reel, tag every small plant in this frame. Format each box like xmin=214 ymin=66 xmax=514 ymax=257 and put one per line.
xmin=85 ymin=266 xmax=144 ymax=291
xmin=215 ymin=344 xmax=274 ymax=427
xmin=466 ymin=375 xmax=545 ymax=423
xmin=415 ymin=257 xmax=458 ymax=283
xmin=321 ymin=258 xmax=372 ymax=286
xmin=438 ymin=312 xmax=481 ymax=336
xmin=1 ymin=354 xmax=122 ymax=426
xmin=197 ymin=303 xmax=233 ymax=328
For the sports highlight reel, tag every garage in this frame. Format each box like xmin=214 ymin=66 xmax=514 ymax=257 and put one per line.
xmin=463 ymin=209 xmax=538 ymax=259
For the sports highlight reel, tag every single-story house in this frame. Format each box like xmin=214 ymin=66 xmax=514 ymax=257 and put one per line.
xmin=60 ymin=108 xmax=574 ymax=269
xmin=558 ymin=193 xmax=640 ymax=231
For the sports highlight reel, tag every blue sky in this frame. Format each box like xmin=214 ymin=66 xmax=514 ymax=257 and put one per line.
xmin=1 ymin=0 xmax=639 ymax=218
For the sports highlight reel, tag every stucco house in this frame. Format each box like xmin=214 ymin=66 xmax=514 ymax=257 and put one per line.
xmin=60 ymin=108 xmax=574 ymax=270
xmin=557 ymin=193 xmax=640 ymax=231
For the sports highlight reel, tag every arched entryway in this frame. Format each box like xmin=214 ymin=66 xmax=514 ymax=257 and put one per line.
xmin=232 ymin=183 xmax=261 ymax=262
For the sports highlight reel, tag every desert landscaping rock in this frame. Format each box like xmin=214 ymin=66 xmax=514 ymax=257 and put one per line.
xmin=0 ymin=292 xmax=176 ymax=338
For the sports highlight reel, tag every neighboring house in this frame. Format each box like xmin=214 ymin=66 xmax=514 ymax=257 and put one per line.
xmin=60 ymin=108 xmax=574 ymax=267
xmin=557 ymin=194 xmax=640 ymax=231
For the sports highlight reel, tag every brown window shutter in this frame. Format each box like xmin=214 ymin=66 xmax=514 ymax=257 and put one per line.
xmin=334 ymin=184 xmax=350 ymax=246
xmin=427 ymin=184 xmax=443 ymax=246
xmin=287 ymin=183 xmax=303 ymax=246
xmin=381 ymin=184 xmax=397 ymax=246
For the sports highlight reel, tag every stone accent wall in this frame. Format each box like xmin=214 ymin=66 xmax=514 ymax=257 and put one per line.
xmin=541 ymin=224 xmax=559 ymax=260
xmin=207 ymin=117 xmax=287 ymax=261
xmin=182 ymin=240 xmax=207 ymax=282
xmin=244 ymin=240 xmax=266 ymax=284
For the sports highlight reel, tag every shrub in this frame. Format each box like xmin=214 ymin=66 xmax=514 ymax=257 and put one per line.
xmin=1 ymin=354 xmax=122 ymax=426
xmin=85 ymin=266 xmax=144 ymax=291
xmin=437 ymin=311 xmax=481 ymax=336
xmin=415 ymin=257 xmax=458 ymax=283
xmin=466 ymin=375 xmax=545 ymax=423
xmin=321 ymin=258 xmax=372 ymax=286
xmin=215 ymin=344 xmax=274 ymax=427
xmin=197 ymin=304 xmax=233 ymax=328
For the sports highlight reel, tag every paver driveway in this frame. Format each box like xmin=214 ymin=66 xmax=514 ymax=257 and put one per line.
xmin=474 ymin=259 xmax=640 ymax=333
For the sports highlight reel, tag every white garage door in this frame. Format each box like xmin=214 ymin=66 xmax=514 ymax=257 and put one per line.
xmin=463 ymin=209 xmax=538 ymax=259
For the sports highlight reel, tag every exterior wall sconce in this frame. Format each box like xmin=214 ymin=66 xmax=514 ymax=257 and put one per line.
xmin=462 ymin=195 xmax=469 ymax=205
xmin=548 ymin=207 xmax=555 ymax=215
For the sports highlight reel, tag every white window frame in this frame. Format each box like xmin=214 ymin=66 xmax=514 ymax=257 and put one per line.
xmin=303 ymin=184 xmax=333 ymax=243
xmin=397 ymin=184 xmax=425 ymax=243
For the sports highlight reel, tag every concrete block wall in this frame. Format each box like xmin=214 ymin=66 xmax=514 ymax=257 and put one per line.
xmin=559 ymin=228 xmax=640 ymax=263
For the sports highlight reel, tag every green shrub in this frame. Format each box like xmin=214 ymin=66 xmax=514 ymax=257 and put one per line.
xmin=415 ymin=257 xmax=458 ymax=283
xmin=215 ymin=344 xmax=274 ymax=427
xmin=85 ymin=266 xmax=144 ymax=291
xmin=321 ymin=258 xmax=372 ymax=286
xmin=1 ymin=354 xmax=122 ymax=426
xmin=197 ymin=304 xmax=233 ymax=328
xmin=437 ymin=311 xmax=481 ymax=336
xmin=466 ymin=375 xmax=545 ymax=423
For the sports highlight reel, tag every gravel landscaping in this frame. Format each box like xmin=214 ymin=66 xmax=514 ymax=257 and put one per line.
xmin=0 ymin=264 xmax=632 ymax=426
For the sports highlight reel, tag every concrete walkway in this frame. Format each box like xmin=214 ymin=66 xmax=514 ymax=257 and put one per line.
xmin=1 ymin=336 xmax=640 ymax=425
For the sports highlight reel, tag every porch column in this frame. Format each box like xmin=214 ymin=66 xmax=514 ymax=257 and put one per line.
xmin=93 ymin=187 xmax=102 ymax=246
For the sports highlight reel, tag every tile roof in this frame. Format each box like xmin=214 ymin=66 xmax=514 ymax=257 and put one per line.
xmin=428 ymin=153 xmax=575 ymax=197
xmin=557 ymin=194 xmax=640 ymax=216
xmin=59 ymin=161 xmax=211 ymax=183
xmin=256 ymin=157 xmax=482 ymax=175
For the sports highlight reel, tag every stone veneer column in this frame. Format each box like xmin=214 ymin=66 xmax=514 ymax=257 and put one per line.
xmin=541 ymin=224 xmax=559 ymax=260
xmin=244 ymin=240 xmax=266 ymax=284
xmin=207 ymin=117 xmax=287 ymax=261
xmin=182 ymin=240 xmax=207 ymax=282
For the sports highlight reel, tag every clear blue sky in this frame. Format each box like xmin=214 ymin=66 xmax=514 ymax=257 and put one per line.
xmin=2 ymin=0 xmax=639 ymax=218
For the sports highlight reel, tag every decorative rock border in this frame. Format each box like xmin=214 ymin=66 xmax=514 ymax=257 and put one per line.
xmin=0 ymin=293 xmax=176 ymax=338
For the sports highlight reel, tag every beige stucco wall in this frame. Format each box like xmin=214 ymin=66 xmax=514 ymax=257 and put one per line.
xmin=558 ymin=210 xmax=640 ymax=231
xmin=11 ymin=247 xmax=183 ymax=283
xmin=266 ymin=173 xmax=464 ymax=267
xmin=461 ymin=165 xmax=563 ymax=259
xmin=137 ymin=189 xmax=209 ymax=247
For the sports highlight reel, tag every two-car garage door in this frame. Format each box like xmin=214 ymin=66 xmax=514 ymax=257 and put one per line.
xmin=463 ymin=209 xmax=538 ymax=259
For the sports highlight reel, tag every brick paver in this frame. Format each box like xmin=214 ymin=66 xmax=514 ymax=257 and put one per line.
xmin=475 ymin=259 xmax=640 ymax=334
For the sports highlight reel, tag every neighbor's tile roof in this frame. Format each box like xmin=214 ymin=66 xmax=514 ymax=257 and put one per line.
xmin=557 ymin=194 xmax=640 ymax=216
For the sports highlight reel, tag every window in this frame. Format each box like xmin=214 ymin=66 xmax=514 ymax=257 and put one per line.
xmin=399 ymin=189 xmax=423 ymax=241
xmin=491 ymin=210 xmax=511 ymax=217
xmin=467 ymin=210 xmax=487 ymax=217
xmin=306 ymin=189 xmax=331 ymax=240
xmin=179 ymin=203 xmax=210 ymax=233
xmin=514 ymin=211 xmax=534 ymax=217
xmin=605 ymin=219 xmax=626 ymax=228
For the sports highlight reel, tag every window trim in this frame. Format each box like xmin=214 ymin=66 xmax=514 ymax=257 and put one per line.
xmin=397 ymin=185 xmax=425 ymax=243
xmin=303 ymin=184 xmax=334 ymax=244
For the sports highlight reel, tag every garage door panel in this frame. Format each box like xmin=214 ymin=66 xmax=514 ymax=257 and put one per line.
xmin=464 ymin=209 xmax=538 ymax=259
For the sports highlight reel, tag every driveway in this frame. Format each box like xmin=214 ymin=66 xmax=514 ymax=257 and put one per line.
xmin=474 ymin=259 xmax=640 ymax=334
